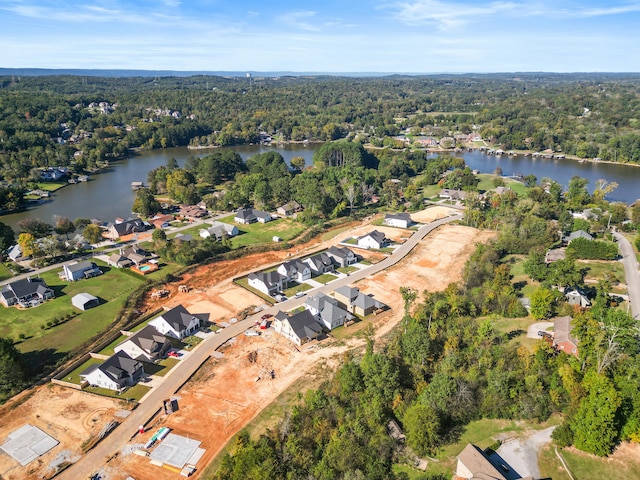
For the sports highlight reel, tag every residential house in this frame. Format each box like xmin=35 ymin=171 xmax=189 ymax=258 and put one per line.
xmin=199 ymin=222 xmax=239 ymax=241
xmin=545 ymin=248 xmax=566 ymax=264
xmin=384 ymin=212 xmax=413 ymax=228
xmin=106 ymin=253 xmax=133 ymax=269
xmin=173 ymin=233 xmax=193 ymax=243
xmin=62 ymin=233 xmax=90 ymax=251
xmin=6 ymin=244 xmax=22 ymax=262
xmin=277 ymin=260 xmax=311 ymax=283
xmin=305 ymin=293 xmax=354 ymax=330
xmin=62 ymin=260 xmax=102 ymax=282
xmin=71 ymin=293 xmax=99 ymax=310
xmin=563 ymin=230 xmax=593 ymax=244
xmin=553 ymin=316 xmax=579 ymax=357
xmin=276 ymin=201 xmax=302 ymax=217
xmin=1 ymin=278 xmax=54 ymax=308
xmin=248 ymin=271 xmax=285 ymax=296
xmin=106 ymin=218 xmax=146 ymax=240
xmin=80 ymin=351 xmax=144 ymax=392
xmin=456 ymin=443 xmax=523 ymax=480
xmin=120 ymin=246 xmax=149 ymax=266
xmin=114 ymin=325 xmax=171 ymax=362
xmin=273 ymin=310 xmax=323 ymax=346
xmin=565 ymin=288 xmax=591 ymax=307
xmin=304 ymin=252 xmax=335 ymax=275
xmin=178 ymin=205 xmax=207 ymax=220
xmin=149 ymin=304 xmax=207 ymax=340
xmin=334 ymin=285 xmax=386 ymax=317
xmin=357 ymin=230 xmax=388 ymax=250
xmin=326 ymin=246 xmax=357 ymax=267
xmin=234 ymin=208 xmax=272 ymax=224
xmin=439 ymin=189 xmax=468 ymax=202
xmin=150 ymin=214 xmax=174 ymax=229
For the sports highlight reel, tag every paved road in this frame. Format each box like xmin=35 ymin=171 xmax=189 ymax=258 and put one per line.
xmin=613 ymin=232 xmax=640 ymax=320
xmin=58 ymin=213 xmax=462 ymax=479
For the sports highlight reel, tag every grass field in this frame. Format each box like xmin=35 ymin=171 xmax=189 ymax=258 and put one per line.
xmin=538 ymin=444 xmax=640 ymax=480
xmin=219 ymin=215 xmax=306 ymax=248
xmin=283 ymin=282 xmax=313 ymax=297
xmin=3 ymin=263 xmax=145 ymax=371
xmin=85 ymin=383 xmax=151 ymax=402
xmin=0 ymin=262 xmax=12 ymax=282
xmin=314 ymin=273 xmax=339 ymax=284
xmin=477 ymin=174 xmax=527 ymax=196
xmin=65 ymin=356 xmax=104 ymax=384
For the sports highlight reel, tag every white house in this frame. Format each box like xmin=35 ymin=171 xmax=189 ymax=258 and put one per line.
xmin=305 ymin=293 xmax=354 ymax=330
xmin=199 ymin=221 xmax=239 ymax=241
xmin=62 ymin=261 xmax=102 ymax=282
xmin=277 ymin=260 xmax=311 ymax=283
xmin=80 ymin=351 xmax=145 ymax=392
xmin=114 ymin=325 xmax=172 ymax=362
xmin=273 ymin=310 xmax=323 ymax=346
xmin=326 ymin=246 xmax=357 ymax=267
xmin=148 ymin=305 xmax=207 ymax=339
xmin=234 ymin=208 xmax=272 ymax=224
xmin=248 ymin=271 xmax=285 ymax=296
xmin=357 ymin=230 xmax=388 ymax=250
xmin=384 ymin=213 xmax=412 ymax=228
xmin=565 ymin=288 xmax=591 ymax=307
xmin=303 ymin=253 xmax=335 ymax=275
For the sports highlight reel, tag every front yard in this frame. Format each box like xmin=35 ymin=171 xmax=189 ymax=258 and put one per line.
xmin=219 ymin=215 xmax=306 ymax=248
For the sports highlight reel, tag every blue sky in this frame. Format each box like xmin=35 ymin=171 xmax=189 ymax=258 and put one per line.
xmin=1 ymin=0 xmax=639 ymax=73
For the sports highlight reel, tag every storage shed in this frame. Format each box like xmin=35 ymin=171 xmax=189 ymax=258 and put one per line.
xmin=72 ymin=292 xmax=99 ymax=310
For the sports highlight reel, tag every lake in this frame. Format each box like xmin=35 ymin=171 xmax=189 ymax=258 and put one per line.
xmin=2 ymin=144 xmax=639 ymax=230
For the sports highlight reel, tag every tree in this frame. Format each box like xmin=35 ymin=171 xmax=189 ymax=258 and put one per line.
xmin=571 ymin=370 xmax=621 ymax=456
xmin=83 ymin=223 xmax=103 ymax=244
xmin=53 ymin=216 xmax=75 ymax=235
xmin=0 ymin=337 xmax=25 ymax=399
xmin=16 ymin=218 xmax=52 ymax=238
xmin=0 ymin=222 xmax=15 ymax=253
xmin=132 ymin=189 xmax=161 ymax=217
xmin=290 ymin=156 xmax=305 ymax=171
xmin=17 ymin=232 xmax=38 ymax=258
xmin=530 ymin=287 xmax=557 ymax=320
xmin=403 ymin=403 xmax=442 ymax=456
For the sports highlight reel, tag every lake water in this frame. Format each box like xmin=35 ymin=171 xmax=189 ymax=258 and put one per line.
xmin=2 ymin=144 xmax=639 ymax=230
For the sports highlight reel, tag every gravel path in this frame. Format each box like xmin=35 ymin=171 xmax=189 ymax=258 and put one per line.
xmin=497 ymin=426 xmax=556 ymax=478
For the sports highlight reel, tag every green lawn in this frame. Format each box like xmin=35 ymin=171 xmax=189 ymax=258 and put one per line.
xmin=477 ymin=174 xmax=527 ymax=196
xmin=143 ymin=357 xmax=179 ymax=377
xmin=579 ymin=259 xmax=625 ymax=285
xmin=283 ymin=282 xmax=313 ymax=297
xmin=168 ymin=223 xmax=211 ymax=239
xmin=314 ymin=273 xmax=339 ymax=284
xmin=0 ymin=263 xmax=12 ymax=282
xmin=218 ymin=215 xmax=306 ymax=248
xmin=34 ymin=181 xmax=67 ymax=191
xmin=420 ymin=184 xmax=442 ymax=198
xmin=546 ymin=445 xmax=640 ymax=480
xmin=65 ymin=356 xmax=104 ymax=384
xmin=320 ymin=225 xmax=353 ymax=242
xmin=97 ymin=334 xmax=130 ymax=356
xmin=337 ymin=266 xmax=358 ymax=274
xmin=85 ymin=383 xmax=151 ymax=402
xmin=5 ymin=264 xmax=145 ymax=371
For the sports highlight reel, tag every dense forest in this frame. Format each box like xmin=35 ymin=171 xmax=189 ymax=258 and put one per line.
xmin=2 ymin=73 xmax=640 ymax=212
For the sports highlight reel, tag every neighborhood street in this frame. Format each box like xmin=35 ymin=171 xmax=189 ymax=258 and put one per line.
xmin=57 ymin=213 xmax=462 ymax=479
xmin=613 ymin=232 xmax=640 ymax=320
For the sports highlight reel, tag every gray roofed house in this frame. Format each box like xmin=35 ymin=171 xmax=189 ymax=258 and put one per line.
xmin=248 ymin=271 xmax=285 ymax=296
xmin=303 ymin=252 xmax=335 ymax=274
xmin=107 ymin=252 xmax=133 ymax=269
xmin=62 ymin=260 xmax=102 ymax=282
xmin=149 ymin=304 xmax=207 ymax=339
xmin=81 ymin=351 xmax=145 ymax=392
xmin=199 ymin=221 xmax=239 ymax=241
xmin=6 ymin=244 xmax=22 ymax=261
xmin=276 ymin=200 xmax=302 ymax=217
xmin=563 ymin=230 xmax=593 ymax=244
xmin=334 ymin=285 xmax=386 ymax=317
xmin=273 ymin=310 xmax=323 ymax=346
xmin=106 ymin=218 xmax=146 ymax=239
xmin=305 ymin=293 xmax=354 ymax=330
xmin=357 ymin=230 xmax=388 ymax=250
xmin=564 ymin=287 xmax=591 ymax=308
xmin=326 ymin=246 xmax=357 ymax=267
xmin=277 ymin=260 xmax=311 ymax=282
xmin=234 ymin=208 xmax=272 ymax=224
xmin=115 ymin=325 xmax=171 ymax=362
xmin=71 ymin=292 xmax=99 ymax=310
xmin=384 ymin=212 xmax=413 ymax=228
xmin=456 ymin=443 xmax=523 ymax=480
xmin=1 ymin=277 xmax=54 ymax=308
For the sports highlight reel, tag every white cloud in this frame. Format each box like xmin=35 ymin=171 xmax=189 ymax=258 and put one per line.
xmin=278 ymin=10 xmax=321 ymax=31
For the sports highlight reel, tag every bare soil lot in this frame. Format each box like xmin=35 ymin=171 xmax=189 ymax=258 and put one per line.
xmin=0 ymin=386 xmax=128 ymax=480
xmin=0 ymin=213 xmax=490 ymax=480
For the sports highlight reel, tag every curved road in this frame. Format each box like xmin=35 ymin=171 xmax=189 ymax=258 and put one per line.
xmin=58 ymin=213 xmax=462 ymax=479
xmin=613 ymin=232 xmax=640 ymax=320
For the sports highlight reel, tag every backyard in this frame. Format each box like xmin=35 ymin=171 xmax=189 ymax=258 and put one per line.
xmin=219 ymin=215 xmax=306 ymax=248
xmin=3 ymin=262 xmax=145 ymax=372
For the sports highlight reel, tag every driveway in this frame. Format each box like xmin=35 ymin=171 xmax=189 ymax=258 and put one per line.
xmin=497 ymin=426 xmax=556 ymax=479
xmin=613 ymin=232 xmax=640 ymax=319
xmin=527 ymin=321 xmax=554 ymax=339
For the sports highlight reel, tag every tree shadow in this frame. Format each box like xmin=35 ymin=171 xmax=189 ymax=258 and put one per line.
xmin=21 ymin=348 xmax=66 ymax=377
xmin=506 ymin=329 xmax=526 ymax=340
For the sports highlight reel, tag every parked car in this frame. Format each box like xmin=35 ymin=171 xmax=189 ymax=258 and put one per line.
xmin=294 ymin=291 xmax=306 ymax=298
xmin=261 ymin=313 xmax=273 ymax=320
xmin=167 ymin=351 xmax=181 ymax=358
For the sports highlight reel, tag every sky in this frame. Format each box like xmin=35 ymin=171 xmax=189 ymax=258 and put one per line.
xmin=1 ymin=0 xmax=639 ymax=73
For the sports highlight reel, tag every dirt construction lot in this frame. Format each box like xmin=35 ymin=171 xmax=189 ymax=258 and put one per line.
xmin=0 ymin=209 xmax=490 ymax=480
